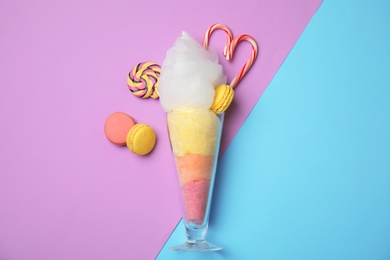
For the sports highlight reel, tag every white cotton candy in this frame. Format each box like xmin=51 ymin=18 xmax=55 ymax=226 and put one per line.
xmin=159 ymin=31 xmax=226 ymax=112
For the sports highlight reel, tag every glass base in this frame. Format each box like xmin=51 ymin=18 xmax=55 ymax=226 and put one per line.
xmin=169 ymin=241 xmax=223 ymax=252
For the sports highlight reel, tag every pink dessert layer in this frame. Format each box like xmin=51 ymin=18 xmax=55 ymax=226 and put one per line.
xmin=181 ymin=179 xmax=211 ymax=225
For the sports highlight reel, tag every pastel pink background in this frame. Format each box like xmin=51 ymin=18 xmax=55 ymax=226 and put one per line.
xmin=0 ymin=0 xmax=321 ymax=259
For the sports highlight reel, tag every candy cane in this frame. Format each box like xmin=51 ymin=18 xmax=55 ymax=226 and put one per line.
xmin=228 ymin=34 xmax=258 ymax=89
xmin=203 ymin=24 xmax=258 ymax=89
xmin=202 ymin=23 xmax=233 ymax=59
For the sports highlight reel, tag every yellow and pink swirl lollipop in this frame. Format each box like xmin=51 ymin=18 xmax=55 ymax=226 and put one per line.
xmin=127 ymin=62 xmax=161 ymax=99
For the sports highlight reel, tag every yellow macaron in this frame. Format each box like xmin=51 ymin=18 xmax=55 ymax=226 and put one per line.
xmin=210 ymin=84 xmax=234 ymax=114
xmin=126 ymin=124 xmax=156 ymax=155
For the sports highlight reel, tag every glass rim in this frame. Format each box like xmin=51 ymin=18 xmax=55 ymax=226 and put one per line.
xmin=167 ymin=107 xmax=225 ymax=114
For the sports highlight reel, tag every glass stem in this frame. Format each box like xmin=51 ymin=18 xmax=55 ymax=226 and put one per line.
xmin=185 ymin=224 xmax=208 ymax=245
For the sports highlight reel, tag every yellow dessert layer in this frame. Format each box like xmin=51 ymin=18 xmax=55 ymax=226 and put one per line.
xmin=167 ymin=109 xmax=221 ymax=156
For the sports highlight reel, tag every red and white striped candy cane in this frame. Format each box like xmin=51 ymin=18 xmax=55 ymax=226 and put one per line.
xmin=203 ymin=24 xmax=258 ymax=89
xmin=228 ymin=34 xmax=258 ymax=89
xmin=202 ymin=23 xmax=233 ymax=59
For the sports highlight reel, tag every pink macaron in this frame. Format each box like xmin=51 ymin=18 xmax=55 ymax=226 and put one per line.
xmin=104 ymin=112 xmax=136 ymax=146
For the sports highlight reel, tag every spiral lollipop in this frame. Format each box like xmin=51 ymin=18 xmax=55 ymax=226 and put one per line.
xmin=128 ymin=62 xmax=161 ymax=99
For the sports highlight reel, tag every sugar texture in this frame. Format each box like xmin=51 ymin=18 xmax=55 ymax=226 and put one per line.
xmin=181 ymin=179 xmax=211 ymax=225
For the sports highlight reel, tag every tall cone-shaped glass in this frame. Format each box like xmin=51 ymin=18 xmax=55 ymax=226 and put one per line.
xmin=167 ymin=108 xmax=223 ymax=252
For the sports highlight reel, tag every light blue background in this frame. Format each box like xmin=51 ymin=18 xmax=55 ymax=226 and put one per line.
xmin=157 ymin=1 xmax=390 ymax=259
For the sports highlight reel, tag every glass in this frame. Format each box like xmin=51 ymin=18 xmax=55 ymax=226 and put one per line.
xmin=167 ymin=108 xmax=223 ymax=252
